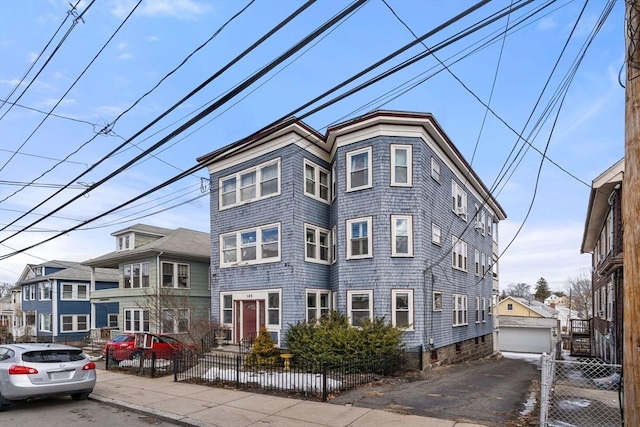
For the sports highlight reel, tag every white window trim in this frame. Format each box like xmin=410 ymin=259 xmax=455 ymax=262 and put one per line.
xmin=430 ymin=157 xmax=441 ymax=183
xmin=487 ymin=213 xmax=493 ymax=236
xmin=346 ymin=216 xmax=373 ymax=260
xmin=218 ymin=158 xmax=281 ymax=210
xmin=433 ymin=291 xmax=443 ymax=311
xmin=306 ymin=289 xmax=331 ymax=323
xmin=331 ymin=163 xmax=337 ymax=201
xmin=38 ymin=282 xmax=51 ymax=300
xmin=431 ymin=222 xmax=442 ymax=246
xmin=123 ymin=307 xmax=150 ymax=332
xmin=475 ymin=296 xmax=481 ymax=324
xmin=220 ymin=222 xmax=281 ymax=267
xmin=391 ymin=214 xmax=413 ymax=257
xmin=304 ymin=223 xmax=331 ymax=264
xmin=474 ymin=249 xmax=480 ymax=276
xmin=123 ymin=262 xmax=150 ymax=289
xmin=390 ymin=144 xmax=412 ymax=187
xmin=267 ymin=291 xmax=281 ymax=327
xmin=331 ymin=225 xmax=337 ymax=264
xmin=61 ymin=314 xmax=89 ymax=332
xmin=161 ymin=262 xmax=191 ymax=288
xmin=451 ymin=180 xmax=468 ymax=220
xmin=452 ymin=236 xmax=468 ymax=272
xmin=39 ymin=313 xmax=52 ymax=332
xmin=347 ymin=290 xmax=373 ymax=326
xmin=391 ymin=289 xmax=414 ymax=330
xmin=108 ymin=314 xmax=119 ymax=328
xmin=161 ymin=308 xmax=190 ymax=334
xmin=116 ymin=232 xmax=135 ymax=252
xmin=453 ymin=294 xmax=468 ymax=327
xmin=482 ymin=297 xmax=487 ymax=323
xmin=303 ymin=159 xmax=331 ymax=204
xmin=60 ymin=282 xmax=89 ymax=300
xmin=481 ymin=253 xmax=487 ymax=276
xmin=346 ymin=146 xmax=373 ymax=192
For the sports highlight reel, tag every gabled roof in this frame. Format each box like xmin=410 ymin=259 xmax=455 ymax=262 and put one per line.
xmin=84 ymin=227 xmax=210 ymax=268
xmin=500 ymin=296 xmax=558 ymax=318
xmin=196 ymin=110 xmax=506 ymax=220
xmin=581 ymin=158 xmax=624 ymax=253
xmin=16 ymin=260 xmax=118 ymax=285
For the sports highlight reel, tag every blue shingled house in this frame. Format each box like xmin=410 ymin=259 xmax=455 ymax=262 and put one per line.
xmin=197 ymin=110 xmax=507 ymax=365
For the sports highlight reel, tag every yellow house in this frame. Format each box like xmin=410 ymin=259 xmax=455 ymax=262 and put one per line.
xmin=497 ymin=296 xmax=561 ymax=353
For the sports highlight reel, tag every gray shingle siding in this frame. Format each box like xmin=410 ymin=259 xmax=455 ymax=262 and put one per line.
xmin=208 ymin=118 xmax=500 ymax=351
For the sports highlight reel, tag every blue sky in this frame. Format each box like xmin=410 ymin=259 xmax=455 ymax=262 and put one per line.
xmin=0 ymin=0 xmax=624 ymax=291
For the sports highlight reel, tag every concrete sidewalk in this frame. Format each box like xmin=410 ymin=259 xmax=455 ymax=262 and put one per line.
xmin=90 ymin=368 xmax=486 ymax=427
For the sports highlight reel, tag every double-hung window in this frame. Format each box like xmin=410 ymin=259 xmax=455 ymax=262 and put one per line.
xmin=39 ymin=313 xmax=51 ymax=332
xmin=162 ymin=308 xmax=190 ymax=333
xmin=487 ymin=214 xmax=492 ymax=236
xmin=220 ymin=223 xmax=280 ymax=267
xmin=331 ymin=226 xmax=337 ymax=264
xmin=306 ymin=290 xmax=331 ymax=322
xmin=39 ymin=282 xmax=51 ymax=300
xmin=61 ymin=283 xmax=88 ymax=300
xmin=451 ymin=180 xmax=468 ymax=219
xmin=346 ymin=147 xmax=372 ymax=191
xmin=453 ymin=294 xmax=468 ymax=326
xmin=391 ymin=215 xmax=413 ymax=256
xmin=475 ymin=296 xmax=481 ymax=323
xmin=124 ymin=262 xmax=150 ymax=288
xmin=432 ymin=223 xmax=442 ymax=245
xmin=304 ymin=159 xmax=330 ymax=203
xmin=391 ymin=145 xmax=412 ymax=186
xmin=124 ymin=308 xmax=150 ymax=332
xmin=219 ymin=159 xmax=280 ymax=209
xmin=452 ymin=236 xmax=468 ymax=271
xmin=392 ymin=289 xmax=413 ymax=330
xmin=347 ymin=290 xmax=373 ymax=326
xmin=29 ymin=285 xmax=36 ymax=300
xmin=431 ymin=157 xmax=441 ymax=183
xmin=475 ymin=250 xmax=480 ymax=276
xmin=433 ymin=291 xmax=443 ymax=311
xmin=162 ymin=262 xmax=190 ymax=288
xmin=61 ymin=315 xmax=89 ymax=332
xmin=481 ymin=253 xmax=487 ymax=276
xmin=267 ymin=292 xmax=280 ymax=327
xmin=482 ymin=298 xmax=487 ymax=322
xmin=331 ymin=164 xmax=337 ymax=201
xmin=305 ymin=224 xmax=330 ymax=264
xmin=346 ymin=217 xmax=372 ymax=259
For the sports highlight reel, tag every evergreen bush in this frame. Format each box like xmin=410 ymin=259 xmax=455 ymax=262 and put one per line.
xmin=247 ymin=327 xmax=281 ymax=367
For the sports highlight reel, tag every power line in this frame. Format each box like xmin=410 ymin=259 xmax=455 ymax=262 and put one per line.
xmin=0 ymin=0 xmax=318 ymax=235
xmin=0 ymin=0 xmax=87 ymax=115
xmin=0 ymin=0 xmax=365 ymax=247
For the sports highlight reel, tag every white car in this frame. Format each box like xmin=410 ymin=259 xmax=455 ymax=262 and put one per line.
xmin=0 ymin=343 xmax=96 ymax=411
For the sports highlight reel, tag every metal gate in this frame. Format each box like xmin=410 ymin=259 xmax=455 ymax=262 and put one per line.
xmin=540 ymin=353 xmax=622 ymax=426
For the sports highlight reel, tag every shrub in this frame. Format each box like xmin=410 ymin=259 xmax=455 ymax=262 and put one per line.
xmin=285 ymin=311 xmax=404 ymax=365
xmin=247 ymin=328 xmax=281 ymax=367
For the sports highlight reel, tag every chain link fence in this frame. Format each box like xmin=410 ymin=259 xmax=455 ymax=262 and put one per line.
xmin=540 ymin=353 xmax=622 ymax=426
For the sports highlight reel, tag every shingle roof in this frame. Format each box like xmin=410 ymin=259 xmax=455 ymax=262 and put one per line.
xmin=17 ymin=260 xmax=118 ymax=284
xmin=84 ymin=227 xmax=210 ymax=268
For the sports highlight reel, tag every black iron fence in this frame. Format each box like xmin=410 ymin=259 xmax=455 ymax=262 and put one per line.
xmin=173 ymin=346 xmax=422 ymax=401
xmin=104 ymin=346 xmax=180 ymax=378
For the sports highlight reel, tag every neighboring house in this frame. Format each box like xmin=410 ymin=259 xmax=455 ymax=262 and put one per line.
xmin=544 ymin=294 xmax=569 ymax=308
xmin=197 ymin=110 xmax=506 ymax=366
xmin=497 ymin=296 xmax=561 ymax=353
xmin=580 ymin=158 xmax=624 ymax=364
xmin=83 ymin=224 xmax=211 ymax=339
xmin=0 ymin=295 xmax=11 ymax=341
xmin=16 ymin=261 xmax=118 ymax=342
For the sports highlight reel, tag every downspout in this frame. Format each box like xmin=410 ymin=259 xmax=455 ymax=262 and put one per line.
xmin=156 ymin=252 xmax=164 ymax=334
xmin=50 ymin=279 xmax=57 ymax=341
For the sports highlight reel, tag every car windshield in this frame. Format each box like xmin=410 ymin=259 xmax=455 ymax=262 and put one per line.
xmin=22 ymin=350 xmax=85 ymax=363
xmin=112 ymin=335 xmax=134 ymax=343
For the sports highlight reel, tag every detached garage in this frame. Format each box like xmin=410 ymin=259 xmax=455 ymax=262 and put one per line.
xmin=497 ymin=297 xmax=561 ymax=354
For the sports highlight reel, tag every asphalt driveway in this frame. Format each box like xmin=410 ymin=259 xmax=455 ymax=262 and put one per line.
xmin=329 ymin=353 xmax=540 ymax=427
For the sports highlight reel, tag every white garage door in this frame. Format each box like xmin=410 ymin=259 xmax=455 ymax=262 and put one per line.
xmin=500 ymin=327 xmax=551 ymax=353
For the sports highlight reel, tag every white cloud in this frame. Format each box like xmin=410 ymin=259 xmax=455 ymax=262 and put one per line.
xmin=111 ymin=0 xmax=210 ymax=20
xmin=28 ymin=52 xmax=38 ymax=63
xmin=147 ymin=35 xmax=160 ymax=42
xmin=538 ymin=17 xmax=557 ymax=30
xmin=39 ymin=97 xmax=75 ymax=107
xmin=118 ymin=53 xmax=134 ymax=60
xmin=0 ymin=79 xmax=23 ymax=87
xmin=117 ymin=41 xmax=128 ymax=50
xmin=498 ymin=220 xmax=591 ymax=291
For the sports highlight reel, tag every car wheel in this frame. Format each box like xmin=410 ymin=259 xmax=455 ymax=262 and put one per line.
xmin=71 ymin=391 xmax=91 ymax=401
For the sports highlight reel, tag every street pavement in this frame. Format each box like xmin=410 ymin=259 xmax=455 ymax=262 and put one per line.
xmin=91 ymin=366 xmax=487 ymax=427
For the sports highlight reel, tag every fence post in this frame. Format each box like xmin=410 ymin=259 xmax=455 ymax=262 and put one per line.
xmin=151 ymin=351 xmax=156 ymax=378
xmin=539 ymin=352 xmax=551 ymax=427
xmin=236 ymin=355 xmax=241 ymax=387
xmin=322 ymin=362 xmax=328 ymax=402
xmin=419 ymin=345 xmax=423 ymax=371
xmin=105 ymin=348 xmax=109 ymax=370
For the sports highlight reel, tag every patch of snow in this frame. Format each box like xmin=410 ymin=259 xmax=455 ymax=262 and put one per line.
xmin=558 ymin=399 xmax=591 ymax=409
xmin=548 ymin=420 xmax=578 ymax=427
xmin=501 ymin=351 xmax=543 ymax=364
xmin=119 ymin=358 xmax=172 ymax=368
xmin=201 ymin=367 xmax=341 ymax=392
xmin=520 ymin=390 xmax=537 ymax=416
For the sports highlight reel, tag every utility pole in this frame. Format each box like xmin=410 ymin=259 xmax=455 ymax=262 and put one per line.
xmin=623 ymin=1 xmax=640 ymax=426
